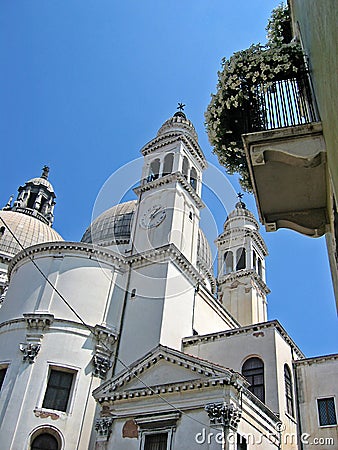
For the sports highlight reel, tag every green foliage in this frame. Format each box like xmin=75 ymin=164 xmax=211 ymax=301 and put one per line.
xmin=266 ymin=3 xmax=292 ymax=45
xmin=205 ymin=3 xmax=302 ymax=191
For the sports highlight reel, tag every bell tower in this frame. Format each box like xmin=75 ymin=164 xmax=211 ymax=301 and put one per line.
xmin=131 ymin=108 xmax=207 ymax=265
xmin=216 ymin=198 xmax=270 ymax=326
xmin=116 ymin=109 xmax=211 ymax=367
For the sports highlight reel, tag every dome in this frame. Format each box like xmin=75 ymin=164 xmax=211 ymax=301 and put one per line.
xmin=81 ymin=200 xmax=137 ymax=246
xmin=81 ymin=201 xmax=214 ymax=274
xmin=157 ymin=111 xmax=198 ymax=141
xmin=0 ymin=210 xmax=63 ymax=257
xmin=26 ymin=177 xmax=54 ymax=193
xmin=197 ymin=228 xmax=213 ymax=271
xmin=224 ymin=201 xmax=258 ymax=232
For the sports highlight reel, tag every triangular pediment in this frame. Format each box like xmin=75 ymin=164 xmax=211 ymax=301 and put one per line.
xmin=93 ymin=345 xmax=239 ymax=400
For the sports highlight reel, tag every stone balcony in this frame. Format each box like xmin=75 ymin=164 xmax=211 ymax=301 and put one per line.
xmin=243 ymin=122 xmax=327 ymax=237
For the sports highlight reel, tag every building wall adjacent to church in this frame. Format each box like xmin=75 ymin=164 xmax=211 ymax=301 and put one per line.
xmin=295 ymin=355 xmax=338 ymax=449
xmin=182 ymin=322 xmax=301 ymax=449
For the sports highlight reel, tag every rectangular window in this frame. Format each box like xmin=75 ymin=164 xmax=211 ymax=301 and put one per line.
xmin=42 ymin=368 xmax=74 ymax=412
xmin=144 ymin=433 xmax=168 ymax=450
xmin=0 ymin=367 xmax=7 ymax=390
xmin=317 ymin=397 xmax=337 ymax=426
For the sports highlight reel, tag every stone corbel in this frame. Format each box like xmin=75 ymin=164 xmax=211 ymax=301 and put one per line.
xmin=23 ymin=313 xmax=54 ymax=330
xmin=95 ymin=417 xmax=114 ymax=442
xmin=94 ymin=324 xmax=117 ymax=352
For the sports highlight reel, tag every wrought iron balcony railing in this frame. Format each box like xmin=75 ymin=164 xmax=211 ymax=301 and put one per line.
xmin=249 ymin=73 xmax=319 ymax=132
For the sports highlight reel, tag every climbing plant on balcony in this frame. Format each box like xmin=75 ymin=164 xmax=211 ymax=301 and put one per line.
xmin=205 ymin=3 xmax=305 ymax=191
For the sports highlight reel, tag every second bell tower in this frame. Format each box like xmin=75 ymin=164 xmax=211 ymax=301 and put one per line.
xmin=216 ymin=199 xmax=270 ymax=326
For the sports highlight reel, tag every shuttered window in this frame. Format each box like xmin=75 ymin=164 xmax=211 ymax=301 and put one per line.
xmin=242 ymin=357 xmax=265 ymax=403
xmin=317 ymin=398 xmax=337 ymax=426
xmin=42 ymin=369 xmax=74 ymax=412
xmin=144 ymin=433 xmax=168 ymax=450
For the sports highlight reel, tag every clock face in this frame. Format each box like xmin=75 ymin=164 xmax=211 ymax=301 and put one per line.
xmin=140 ymin=205 xmax=166 ymax=229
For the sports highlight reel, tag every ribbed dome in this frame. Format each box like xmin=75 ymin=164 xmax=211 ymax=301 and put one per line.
xmin=26 ymin=177 xmax=54 ymax=193
xmin=81 ymin=201 xmax=137 ymax=246
xmin=224 ymin=201 xmax=258 ymax=232
xmin=0 ymin=210 xmax=63 ymax=257
xmin=157 ymin=111 xmax=198 ymax=141
xmin=197 ymin=228 xmax=213 ymax=271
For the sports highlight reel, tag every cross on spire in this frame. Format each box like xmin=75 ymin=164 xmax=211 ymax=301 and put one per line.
xmin=177 ymin=102 xmax=186 ymax=111
xmin=237 ymin=192 xmax=244 ymax=200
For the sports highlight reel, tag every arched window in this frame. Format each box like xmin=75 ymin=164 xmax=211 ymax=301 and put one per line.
xmin=27 ymin=192 xmax=38 ymax=209
xmin=182 ymin=156 xmax=189 ymax=180
xmin=236 ymin=248 xmax=246 ymax=270
xmin=252 ymin=250 xmax=257 ymax=271
xmin=224 ymin=251 xmax=233 ymax=274
xmin=163 ymin=153 xmax=174 ymax=176
xmin=284 ymin=364 xmax=294 ymax=417
xmin=257 ymin=258 xmax=262 ymax=277
xmin=31 ymin=433 xmax=59 ymax=450
xmin=242 ymin=357 xmax=265 ymax=402
xmin=148 ymin=159 xmax=160 ymax=182
xmin=190 ymin=167 xmax=197 ymax=191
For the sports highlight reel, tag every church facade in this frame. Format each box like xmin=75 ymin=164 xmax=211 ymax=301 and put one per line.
xmin=0 ymin=112 xmax=337 ymax=449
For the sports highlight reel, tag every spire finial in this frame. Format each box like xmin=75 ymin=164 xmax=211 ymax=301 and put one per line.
xmin=235 ymin=192 xmax=246 ymax=209
xmin=177 ymin=102 xmax=186 ymax=111
xmin=41 ymin=165 xmax=50 ymax=180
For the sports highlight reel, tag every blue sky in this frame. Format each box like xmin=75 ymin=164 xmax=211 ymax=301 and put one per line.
xmin=1 ymin=1 xmax=336 ymax=357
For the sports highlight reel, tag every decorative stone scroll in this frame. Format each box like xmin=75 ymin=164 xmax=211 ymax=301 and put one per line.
xmin=95 ymin=417 xmax=114 ymax=441
xmin=205 ymin=402 xmax=242 ymax=431
xmin=19 ymin=342 xmax=41 ymax=363
xmin=93 ymin=355 xmax=112 ymax=379
xmin=92 ymin=324 xmax=117 ymax=379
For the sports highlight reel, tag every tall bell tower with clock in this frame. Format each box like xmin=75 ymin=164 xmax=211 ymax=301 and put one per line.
xmin=115 ymin=108 xmax=218 ymax=368
xmin=131 ymin=106 xmax=207 ymax=265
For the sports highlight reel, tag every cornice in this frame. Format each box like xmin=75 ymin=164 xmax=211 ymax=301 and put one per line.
xmin=294 ymin=353 xmax=338 ymax=366
xmin=98 ymin=376 xmax=242 ymax=404
xmin=134 ymin=172 xmax=205 ymax=209
xmin=0 ymin=252 xmax=13 ymax=264
xmin=182 ymin=320 xmax=305 ymax=359
xmin=243 ymin=388 xmax=280 ymax=423
xmin=127 ymin=243 xmax=205 ymax=287
xmin=8 ymin=241 xmax=128 ymax=278
xmin=218 ymin=269 xmax=270 ymax=295
xmin=141 ymin=132 xmax=207 ymax=169
xmin=95 ymin=345 xmax=246 ymax=402
xmin=216 ymin=229 xmax=268 ymax=256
